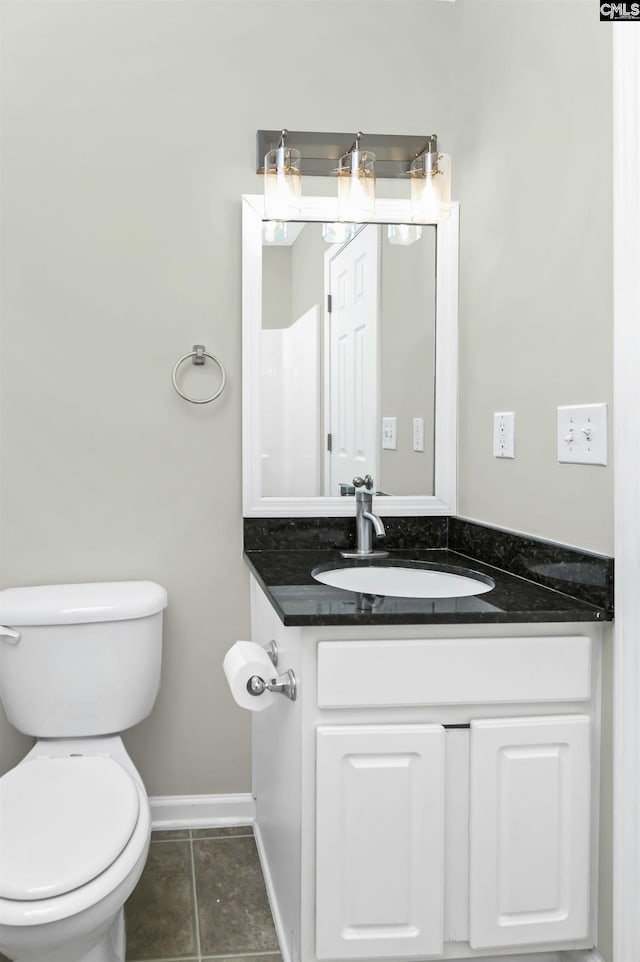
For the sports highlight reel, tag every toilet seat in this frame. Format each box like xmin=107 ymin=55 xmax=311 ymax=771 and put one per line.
xmin=0 ymin=756 xmax=140 ymax=902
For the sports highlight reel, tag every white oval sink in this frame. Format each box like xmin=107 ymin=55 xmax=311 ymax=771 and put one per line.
xmin=312 ymin=565 xmax=494 ymax=599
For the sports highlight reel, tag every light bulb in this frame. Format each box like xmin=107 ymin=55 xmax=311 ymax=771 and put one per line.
xmin=264 ymin=141 xmax=302 ymax=220
xmin=337 ymin=148 xmax=375 ymax=222
xmin=410 ymin=147 xmax=451 ymax=223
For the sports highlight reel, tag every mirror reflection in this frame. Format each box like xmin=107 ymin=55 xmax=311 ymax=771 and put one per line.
xmin=260 ymin=222 xmax=436 ymax=499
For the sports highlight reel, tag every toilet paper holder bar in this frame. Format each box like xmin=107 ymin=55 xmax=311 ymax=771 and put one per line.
xmin=247 ymin=641 xmax=296 ymax=701
xmin=247 ymin=669 xmax=297 ymax=702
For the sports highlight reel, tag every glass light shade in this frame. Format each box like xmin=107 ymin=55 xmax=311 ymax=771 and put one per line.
xmin=322 ymin=222 xmax=358 ymax=244
xmin=264 ymin=146 xmax=302 ymax=220
xmin=387 ymin=224 xmax=423 ymax=246
xmin=262 ymin=221 xmax=288 ymax=244
xmin=410 ymin=152 xmax=451 ymax=223
xmin=337 ymin=149 xmax=375 ymax=222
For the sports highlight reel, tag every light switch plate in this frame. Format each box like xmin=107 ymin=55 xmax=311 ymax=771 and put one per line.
xmin=382 ymin=417 xmax=397 ymax=451
xmin=493 ymin=411 xmax=515 ymax=459
xmin=557 ymin=403 xmax=607 ymax=465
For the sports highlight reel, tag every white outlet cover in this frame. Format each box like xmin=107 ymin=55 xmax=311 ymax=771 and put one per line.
xmin=493 ymin=411 xmax=515 ymax=459
xmin=413 ymin=417 xmax=425 ymax=452
xmin=382 ymin=417 xmax=397 ymax=451
xmin=557 ymin=403 xmax=607 ymax=465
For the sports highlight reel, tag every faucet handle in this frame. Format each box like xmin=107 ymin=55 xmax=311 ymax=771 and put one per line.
xmin=353 ymin=474 xmax=374 ymax=491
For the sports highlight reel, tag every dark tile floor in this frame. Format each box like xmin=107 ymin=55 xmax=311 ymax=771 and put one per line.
xmin=0 ymin=827 xmax=280 ymax=962
xmin=124 ymin=826 xmax=281 ymax=962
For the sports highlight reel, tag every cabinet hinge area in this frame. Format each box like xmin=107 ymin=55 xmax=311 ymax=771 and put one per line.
xmin=327 ymin=433 xmax=333 ymax=452
xmin=327 ymin=293 xmax=333 ymax=313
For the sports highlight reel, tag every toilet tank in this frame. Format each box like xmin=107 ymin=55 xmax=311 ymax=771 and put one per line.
xmin=0 ymin=581 xmax=167 ymax=737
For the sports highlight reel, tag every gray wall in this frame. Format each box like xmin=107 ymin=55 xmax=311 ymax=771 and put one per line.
xmin=291 ymin=224 xmax=326 ymax=325
xmin=262 ymin=245 xmax=292 ymax=331
xmin=452 ymin=2 xmax=612 ymax=552
xmin=380 ymin=228 xmax=436 ymax=495
xmin=0 ymin=0 xmax=612 ymax=804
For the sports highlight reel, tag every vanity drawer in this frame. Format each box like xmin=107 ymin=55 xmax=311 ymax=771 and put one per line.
xmin=316 ymin=635 xmax=591 ymax=708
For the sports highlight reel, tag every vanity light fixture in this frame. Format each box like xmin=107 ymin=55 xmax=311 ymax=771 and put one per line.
xmin=337 ymin=132 xmax=376 ymax=222
xmin=409 ymin=135 xmax=452 ymax=223
xmin=263 ymin=129 xmax=302 ymax=220
xmin=387 ymin=224 xmax=423 ymax=246
xmin=256 ymin=130 xmax=452 ymax=223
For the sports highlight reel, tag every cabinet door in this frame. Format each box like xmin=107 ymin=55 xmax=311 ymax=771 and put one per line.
xmin=469 ymin=714 xmax=591 ymax=949
xmin=316 ymin=724 xmax=445 ymax=960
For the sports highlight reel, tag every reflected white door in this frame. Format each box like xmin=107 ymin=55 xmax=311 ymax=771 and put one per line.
xmin=327 ymin=226 xmax=380 ymax=495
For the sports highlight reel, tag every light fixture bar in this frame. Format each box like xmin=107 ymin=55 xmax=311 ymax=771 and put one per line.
xmin=256 ymin=130 xmax=435 ymax=178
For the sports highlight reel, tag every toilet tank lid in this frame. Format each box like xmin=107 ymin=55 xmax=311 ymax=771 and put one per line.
xmin=0 ymin=580 xmax=168 ymax=626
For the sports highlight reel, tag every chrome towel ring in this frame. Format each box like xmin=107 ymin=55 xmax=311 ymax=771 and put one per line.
xmin=172 ymin=344 xmax=227 ymax=404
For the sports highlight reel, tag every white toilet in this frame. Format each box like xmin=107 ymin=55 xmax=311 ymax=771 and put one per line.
xmin=0 ymin=580 xmax=168 ymax=962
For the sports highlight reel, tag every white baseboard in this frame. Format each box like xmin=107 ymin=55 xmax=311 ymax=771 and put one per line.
xmin=149 ymin=792 xmax=255 ymax=830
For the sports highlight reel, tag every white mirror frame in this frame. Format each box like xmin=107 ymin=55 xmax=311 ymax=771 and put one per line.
xmin=242 ymin=194 xmax=459 ymax=517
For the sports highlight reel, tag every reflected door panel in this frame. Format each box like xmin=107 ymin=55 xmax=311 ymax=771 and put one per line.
xmin=328 ymin=226 xmax=380 ymax=495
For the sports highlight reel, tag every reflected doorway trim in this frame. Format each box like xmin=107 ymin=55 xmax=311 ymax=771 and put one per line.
xmin=612 ymin=27 xmax=640 ymax=962
xmin=242 ymin=195 xmax=458 ymax=517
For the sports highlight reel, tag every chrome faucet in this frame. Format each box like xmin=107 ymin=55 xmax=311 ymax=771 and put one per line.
xmin=341 ymin=475 xmax=389 ymax=559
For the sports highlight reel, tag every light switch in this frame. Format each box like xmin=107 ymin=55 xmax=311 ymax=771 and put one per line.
xmin=557 ymin=403 xmax=607 ymax=465
xmin=493 ymin=411 xmax=515 ymax=459
xmin=382 ymin=417 xmax=397 ymax=450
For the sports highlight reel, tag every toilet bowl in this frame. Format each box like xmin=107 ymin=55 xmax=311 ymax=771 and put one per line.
xmin=0 ymin=581 xmax=167 ymax=962
xmin=0 ymin=736 xmax=152 ymax=962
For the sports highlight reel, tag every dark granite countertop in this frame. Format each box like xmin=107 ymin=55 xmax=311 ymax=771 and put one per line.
xmin=244 ymin=546 xmax=612 ymax=627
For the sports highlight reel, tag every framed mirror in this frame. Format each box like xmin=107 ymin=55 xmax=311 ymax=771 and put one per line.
xmin=242 ymin=194 xmax=458 ymax=517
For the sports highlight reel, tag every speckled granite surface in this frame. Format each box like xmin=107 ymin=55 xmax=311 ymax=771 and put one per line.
xmin=449 ymin=517 xmax=613 ymax=612
xmin=243 ymin=516 xmax=448 ymax=552
xmin=243 ymin=517 xmax=613 ymax=627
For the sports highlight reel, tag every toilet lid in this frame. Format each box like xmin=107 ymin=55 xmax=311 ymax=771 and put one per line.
xmin=0 ymin=756 xmax=140 ymax=901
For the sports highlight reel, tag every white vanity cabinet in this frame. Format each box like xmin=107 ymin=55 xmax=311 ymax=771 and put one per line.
xmin=249 ymin=578 xmax=603 ymax=962
xmin=315 ymin=714 xmax=591 ymax=960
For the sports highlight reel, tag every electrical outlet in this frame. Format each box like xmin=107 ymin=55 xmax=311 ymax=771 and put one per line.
xmin=382 ymin=417 xmax=397 ymax=450
xmin=413 ymin=417 xmax=425 ymax=452
xmin=493 ymin=411 xmax=515 ymax=459
xmin=557 ymin=403 xmax=607 ymax=465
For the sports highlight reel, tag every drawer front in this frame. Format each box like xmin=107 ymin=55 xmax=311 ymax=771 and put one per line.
xmin=317 ymin=635 xmax=591 ymax=708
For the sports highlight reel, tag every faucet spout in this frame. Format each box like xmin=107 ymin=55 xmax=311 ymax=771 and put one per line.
xmin=340 ymin=476 xmax=389 ymax=559
xmin=362 ymin=511 xmax=386 ymax=538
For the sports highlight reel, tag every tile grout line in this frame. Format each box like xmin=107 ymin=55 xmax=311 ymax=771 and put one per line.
xmin=188 ymin=830 xmax=203 ymax=962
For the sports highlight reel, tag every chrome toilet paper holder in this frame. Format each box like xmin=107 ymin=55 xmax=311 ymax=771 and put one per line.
xmin=246 ymin=641 xmax=297 ymax=702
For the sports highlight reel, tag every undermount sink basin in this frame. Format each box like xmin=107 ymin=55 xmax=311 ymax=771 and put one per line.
xmin=311 ymin=563 xmax=495 ymax=599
